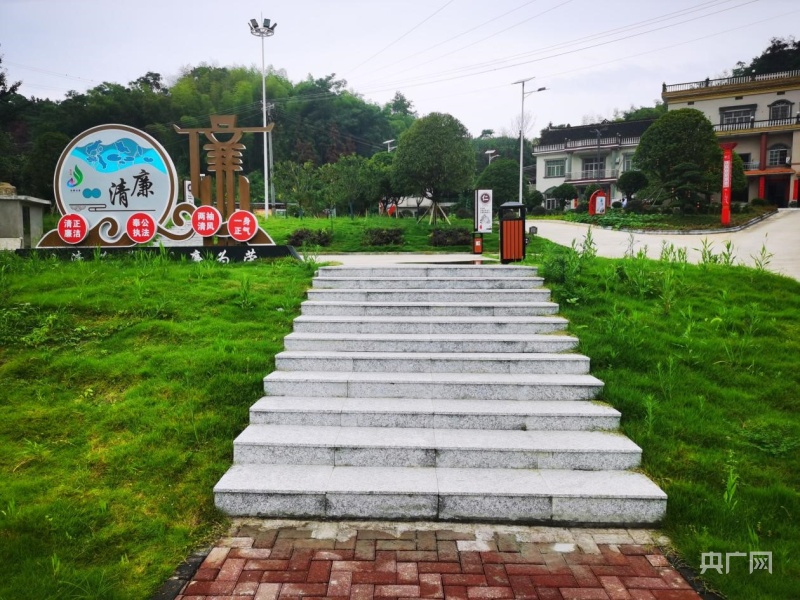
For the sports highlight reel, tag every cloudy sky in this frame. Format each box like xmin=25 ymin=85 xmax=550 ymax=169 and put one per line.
xmin=1 ymin=0 xmax=797 ymax=138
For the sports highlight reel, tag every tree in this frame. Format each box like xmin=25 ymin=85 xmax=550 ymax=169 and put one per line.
xmin=550 ymin=183 xmax=578 ymax=209
xmin=613 ymin=102 xmax=667 ymax=122
xmin=634 ymin=109 xmax=722 ymax=205
xmin=474 ymin=158 xmax=519 ymax=205
xmin=734 ymin=36 xmax=800 ymax=75
xmin=391 ymin=112 xmax=475 ymax=224
xmin=617 ymin=170 xmax=649 ymax=201
xmin=0 ymin=46 xmax=21 ymax=101
xmin=22 ymin=131 xmax=71 ymax=200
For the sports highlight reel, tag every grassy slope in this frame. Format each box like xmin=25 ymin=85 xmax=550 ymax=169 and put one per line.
xmin=524 ymin=236 xmax=799 ymax=599
xmin=0 ymin=253 xmax=315 ymax=599
xmin=1 ymin=235 xmax=798 ymax=599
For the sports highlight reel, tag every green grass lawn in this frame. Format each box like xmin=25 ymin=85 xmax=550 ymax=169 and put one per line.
xmin=524 ymin=235 xmax=799 ymax=599
xmin=1 ymin=237 xmax=798 ymax=599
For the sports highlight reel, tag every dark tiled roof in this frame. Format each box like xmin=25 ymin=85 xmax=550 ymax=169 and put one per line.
xmin=538 ymin=118 xmax=656 ymax=146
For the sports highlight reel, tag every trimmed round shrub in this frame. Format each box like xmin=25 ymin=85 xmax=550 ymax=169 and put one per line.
xmin=363 ymin=228 xmax=404 ymax=246
xmin=751 ymin=198 xmax=767 ymax=206
xmin=625 ymin=199 xmax=644 ymax=213
xmin=530 ymin=205 xmax=547 ymax=216
xmin=611 ymin=201 xmax=623 ymax=209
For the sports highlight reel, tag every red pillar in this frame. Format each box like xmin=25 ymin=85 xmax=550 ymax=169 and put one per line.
xmin=759 ymin=176 xmax=766 ymax=199
xmin=759 ymin=133 xmax=768 ymax=170
xmin=793 ymin=179 xmax=799 ymax=201
xmin=720 ymin=142 xmax=737 ymax=226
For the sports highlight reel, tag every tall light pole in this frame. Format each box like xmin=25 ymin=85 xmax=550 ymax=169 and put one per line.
xmin=485 ymin=149 xmax=499 ymax=163
xmin=512 ymin=78 xmax=547 ymax=203
xmin=249 ymin=17 xmax=277 ymax=218
xmin=383 ymin=139 xmax=396 ymax=152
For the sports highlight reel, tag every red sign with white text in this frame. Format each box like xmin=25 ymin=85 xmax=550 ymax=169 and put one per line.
xmin=126 ymin=213 xmax=157 ymax=244
xmin=191 ymin=205 xmax=222 ymax=237
xmin=227 ymin=210 xmax=258 ymax=242
xmin=57 ymin=214 xmax=89 ymax=244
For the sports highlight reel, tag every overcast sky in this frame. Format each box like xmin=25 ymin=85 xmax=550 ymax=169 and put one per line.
xmin=1 ymin=0 xmax=798 ymax=139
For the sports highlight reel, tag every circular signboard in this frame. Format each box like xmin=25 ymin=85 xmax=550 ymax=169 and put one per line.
xmin=57 ymin=214 xmax=89 ymax=244
xmin=126 ymin=212 xmax=157 ymax=244
xmin=191 ymin=205 xmax=222 ymax=237
xmin=228 ymin=210 xmax=258 ymax=242
xmin=53 ymin=124 xmax=178 ymax=243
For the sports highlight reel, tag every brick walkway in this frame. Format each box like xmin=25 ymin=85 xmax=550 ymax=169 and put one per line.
xmin=170 ymin=521 xmax=701 ymax=600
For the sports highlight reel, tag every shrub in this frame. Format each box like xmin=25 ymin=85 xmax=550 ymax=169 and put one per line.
xmin=530 ymin=205 xmax=547 ymax=216
xmin=751 ymin=198 xmax=767 ymax=206
xmin=626 ymin=199 xmax=645 ymax=213
xmin=574 ymin=202 xmax=590 ymax=213
xmin=287 ymin=228 xmax=332 ymax=247
xmin=455 ymin=206 xmax=472 ymax=219
xmin=682 ymin=203 xmax=696 ymax=215
xmin=429 ymin=227 xmax=472 ymax=246
xmin=363 ymin=227 xmax=404 ymax=246
xmin=611 ymin=201 xmax=623 ymax=209
xmin=789 ymin=200 xmax=798 ymax=208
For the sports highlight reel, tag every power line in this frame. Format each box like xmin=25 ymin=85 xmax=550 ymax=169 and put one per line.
xmin=345 ymin=0 xmax=456 ymax=75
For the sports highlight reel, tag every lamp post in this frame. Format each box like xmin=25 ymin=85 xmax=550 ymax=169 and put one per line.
xmin=512 ymin=78 xmax=547 ymax=203
xmin=485 ymin=150 xmax=499 ymax=163
xmin=249 ymin=17 xmax=277 ymax=218
xmin=383 ymin=139 xmax=396 ymax=152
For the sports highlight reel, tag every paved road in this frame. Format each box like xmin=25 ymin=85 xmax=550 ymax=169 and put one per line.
xmin=528 ymin=208 xmax=800 ymax=281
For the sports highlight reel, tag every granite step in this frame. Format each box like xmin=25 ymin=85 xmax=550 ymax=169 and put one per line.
xmin=299 ymin=300 xmax=561 ymax=317
xmin=231 ymin=424 xmax=641 ymax=470
xmin=291 ymin=315 xmax=569 ymax=335
xmin=306 ymin=288 xmax=551 ymax=303
xmin=214 ymin=464 xmax=667 ymax=524
xmin=312 ymin=276 xmax=544 ymax=290
xmin=274 ymin=350 xmax=590 ymax=374
xmin=263 ymin=371 xmax=603 ymax=401
xmin=249 ymin=396 xmax=620 ymax=430
xmin=316 ymin=265 xmax=538 ymax=279
xmin=283 ymin=332 xmax=579 ymax=354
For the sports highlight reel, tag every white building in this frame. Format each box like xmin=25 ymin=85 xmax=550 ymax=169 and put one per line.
xmin=662 ymin=69 xmax=800 ymax=206
xmin=532 ymin=119 xmax=655 ymax=207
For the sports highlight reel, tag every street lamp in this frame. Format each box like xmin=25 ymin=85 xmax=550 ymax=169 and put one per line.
xmin=485 ymin=150 xmax=499 ymax=163
xmin=383 ymin=139 xmax=396 ymax=152
xmin=512 ymin=78 xmax=547 ymax=203
xmin=249 ymin=17 xmax=277 ymax=219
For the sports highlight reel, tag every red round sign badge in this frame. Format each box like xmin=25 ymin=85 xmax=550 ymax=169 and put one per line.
xmin=57 ymin=214 xmax=89 ymax=244
xmin=227 ymin=210 xmax=258 ymax=242
xmin=191 ymin=205 xmax=222 ymax=237
xmin=126 ymin=213 xmax=157 ymax=244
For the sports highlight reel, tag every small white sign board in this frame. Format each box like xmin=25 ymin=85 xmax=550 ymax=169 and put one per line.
xmin=474 ymin=189 xmax=493 ymax=233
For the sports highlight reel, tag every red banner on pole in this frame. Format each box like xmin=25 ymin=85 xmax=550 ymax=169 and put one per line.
xmin=720 ymin=142 xmax=737 ymax=227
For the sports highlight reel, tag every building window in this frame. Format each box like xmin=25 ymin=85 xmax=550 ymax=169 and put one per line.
xmin=582 ymin=157 xmax=605 ymax=179
xmin=769 ymin=100 xmax=792 ymax=121
xmin=737 ymin=153 xmax=753 ymax=169
xmin=544 ymin=197 xmax=559 ymax=210
xmin=545 ymin=159 xmax=565 ymax=178
xmin=622 ymin=154 xmax=634 ymax=172
xmin=721 ymin=108 xmax=754 ymax=125
xmin=767 ymin=144 xmax=789 ymax=167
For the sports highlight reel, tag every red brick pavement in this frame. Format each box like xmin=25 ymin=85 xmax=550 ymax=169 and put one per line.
xmin=176 ymin=525 xmax=700 ymax=600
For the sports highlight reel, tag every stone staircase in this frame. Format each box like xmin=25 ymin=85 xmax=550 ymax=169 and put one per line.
xmin=214 ymin=265 xmax=666 ymax=525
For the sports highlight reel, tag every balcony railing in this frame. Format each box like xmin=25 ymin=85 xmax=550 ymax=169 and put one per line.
xmin=742 ymin=161 xmax=760 ymax=170
xmin=664 ymin=69 xmax=800 ymax=93
xmin=714 ymin=116 xmax=800 ymax=132
xmin=565 ymin=169 xmax=620 ymax=182
xmin=534 ymin=136 xmax=642 ymax=154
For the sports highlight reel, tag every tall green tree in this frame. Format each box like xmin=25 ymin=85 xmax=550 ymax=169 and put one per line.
xmin=634 ymin=109 xmax=722 ymax=205
xmin=391 ymin=112 xmax=475 ymax=222
xmin=474 ymin=158 xmax=519 ymax=205
xmin=22 ymin=131 xmax=71 ymax=200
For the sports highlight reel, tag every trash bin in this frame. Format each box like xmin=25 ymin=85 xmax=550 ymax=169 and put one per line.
xmin=472 ymin=232 xmax=483 ymax=254
xmin=499 ymin=202 xmax=526 ymax=264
